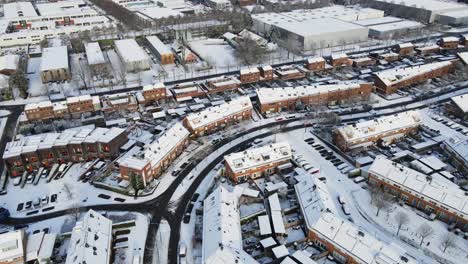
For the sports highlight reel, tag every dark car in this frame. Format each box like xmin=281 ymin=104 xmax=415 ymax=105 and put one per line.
xmin=0 ymin=207 xmax=10 ymax=222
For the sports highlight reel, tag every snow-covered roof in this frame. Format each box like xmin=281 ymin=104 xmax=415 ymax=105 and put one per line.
xmin=0 ymin=54 xmax=19 ymax=72
xmin=114 ymin=39 xmax=149 ymax=63
xmin=224 ymin=142 xmax=291 ymax=174
xmin=85 ymin=42 xmax=106 ymax=66
xmin=307 ymin=56 xmax=325 ymax=64
xmin=258 ymin=215 xmax=272 ymax=236
xmin=185 ymin=96 xmax=252 ymax=130
xmin=369 ymin=20 xmax=423 ymax=33
xmin=40 ymin=46 xmax=69 ymax=72
xmin=3 ymin=2 xmax=38 ymax=19
xmin=0 ymin=230 xmax=24 ymax=263
xmin=441 ymin=36 xmax=460 ymax=43
xmin=240 ymin=67 xmax=260 ymax=75
xmin=259 ymin=237 xmax=276 ymax=248
xmin=336 ymin=110 xmax=421 ymax=143
xmin=26 ymin=232 xmax=56 ymax=262
xmin=450 ymin=94 xmax=468 ymax=113
xmin=292 ymin=250 xmax=317 ymax=264
xmin=36 ymin=0 xmax=92 ymax=16
xmin=202 ymin=186 xmax=259 ymax=264
xmin=137 ymin=6 xmax=183 ymax=19
xmin=256 ymin=82 xmax=363 ymax=104
xmin=375 ymin=61 xmax=453 ymax=86
xmin=312 ymin=212 xmax=416 ymax=264
xmin=369 ymin=156 xmax=468 ymax=217
xmin=457 ymin=52 xmax=468 ymax=65
xmin=272 ymin=245 xmax=289 ymax=259
xmin=119 ymin=122 xmax=189 ymax=170
xmin=146 ymin=35 xmax=172 ymax=55
xmin=24 ymin=100 xmax=53 ymax=111
xmin=397 ymin=42 xmax=414 ymax=49
xmin=294 ymin=168 xmax=337 ymax=231
xmin=372 ymin=0 xmax=467 ymax=12
xmin=3 ymin=126 xmax=125 ymax=159
xmin=351 ymin=16 xmax=403 ymax=26
xmin=65 ymin=210 xmax=112 ymax=264
xmin=443 ymin=137 xmax=468 ymax=166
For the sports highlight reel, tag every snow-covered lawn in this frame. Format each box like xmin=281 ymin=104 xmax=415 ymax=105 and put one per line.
xmin=190 ymin=39 xmax=239 ymax=69
xmin=153 ymin=218 xmax=171 ymax=264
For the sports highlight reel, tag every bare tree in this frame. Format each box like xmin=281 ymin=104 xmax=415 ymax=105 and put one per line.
xmin=235 ymin=37 xmax=267 ymax=65
xmin=394 ymin=211 xmax=409 ymax=236
xmin=417 ymin=223 xmax=434 ymax=246
xmin=370 ymin=186 xmax=391 ymax=217
xmin=440 ymin=232 xmax=457 ymax=253
xmin=76 ymin=59 xmax=89 ymax=89
xmin=67 ymin=202 xmax=81 ymax=222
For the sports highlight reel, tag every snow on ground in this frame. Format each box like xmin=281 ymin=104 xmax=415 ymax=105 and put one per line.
xmin=26 ymin=57 xmax=46 ymax=97
xmin=189 ymin=39 xmax=239 ymax=69
xmin=353 ymin=190 xmax=468 ymax=264
xmin=153 ymin=218 xmax=170 ymax=264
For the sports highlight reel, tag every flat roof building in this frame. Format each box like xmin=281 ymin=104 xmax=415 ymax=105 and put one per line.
xmin=334 ymin=110 xmax=422 ymax=151
xmin=445 ymin=94 xmax=468 ymax=120
xmin=40 ymin=46 xmax=70 ymax=83
xmin=442 ymin=137 xmax=468 ymax=174
xmin=183 ymin=96 xmax=252 ymax=136
xmin=114 ymin=39 xmax=150 ymax=72
xmin=145 ymin=36 xmax=174 ymax=65
xmin=224 ymin=142 xmax=292 ymax=183
xmin=66 ymin=210 xmax=113 ymax=264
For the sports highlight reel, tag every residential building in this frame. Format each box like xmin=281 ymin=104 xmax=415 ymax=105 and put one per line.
xmin=3 ymin=126 xmax=128 ymax=176
xmin=392 ymin=43 xmax=414 ymax=56
xmin=66 ymin=95 xmax=101 ymax=115
xmin=40 ymin=46 xmax=70 ymax=83
xmin=202 ymin=186 xmax=258 ymax=263
xmin=441 ymin=137 xmax=468 ymax=173
xmin=275 ymin=66 xmax=305 ymax=80
xmin=415 ymin=45 xmax=440 ymax=55
xmin=142 ymin=83 xmax=167 ymax=104
xmin=24 ymin=95 xmax=101 ymax=121
xmin=85 ymin=42 xmax=107 ymax=75
xmin=368 ymin=156 xmax=468 ymax=231
xmin=373 ymin=61 xmax=455 ymax=95
xmin=239 ymin=68 xmax=260 ymax=84
xmin=171 ymin=82 xmax=205 ymax=101
xmin=306 ymin=56 xmax=326 ymax=72
xmin=377 ymin=52 xmax=400 ymax=62
xmin=352 ymin=57 xmax=376 ymax=67
xmin=445 ymin=94 xmax=468 ymax=120
xmin=0 ymin=230 xmax=25 ymax=264
xmin=24 ymin=101 xmax=55 ymax=121
xmin=333 ymin=110 xmax=422 ymax=151
xmin=183 ymin=96 xmax=252 ymax=136
xmin=66 ymin=210 xmax=113 ymax=264
xmin=145 ymin=36 xmax=174 ymax=65
xmin=206 ymin=0 xmax=232 ymax=10
xmin=330 ymin=53 xmax=351 ymax=67
xmin=224 ymin=142 xmax=292 ymax=183
xmin=100 ymin=92 xmax=138 ymax=113
xmin=257 ymin=82 xmax=373 ymax=114
xmin=206 ymin=76 xmax=241 ymax=93
xmin=118 ymin=123 xmax=189 ymax=185
xmin=259 ymin=65 xmax=274 ymax=81
xmin=114 ymin=39 xmax=150 ymax=72
xmin=0 ymin=54 xmax=19 ymax=76
xmin=438 ymin=36 xmax=460 ymax=49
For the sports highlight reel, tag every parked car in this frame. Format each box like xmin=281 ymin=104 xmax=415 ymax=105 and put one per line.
xmin=0 ymin=207 xmax=10 ymax=222
xmin=353 ymin=176 xmax=366 ymax=183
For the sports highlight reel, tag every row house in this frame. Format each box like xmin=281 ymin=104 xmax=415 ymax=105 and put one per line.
xmin=377 ymin=52 xmax=400 ymax=62
xmin=333 ymin=110 xmax=422 ymax=151
xmin=118 ymin=123 xmax=189 ymax=185
xmin=257 ymin=82 xmax=373 ymax=114
xmin=275 ymin=65 xmax=306 ymax=80
xmin=330 ymin=53 xmax=351 ymax=67
xmin=306 ymin=56 xmax=326 ymax=72
xmin=66 ymin=95 xmax=101 ymax=115
xmin=393 ymin=43 xmax=414 ymax=56
xmin=171 ymin=83 xmax=206 ymax=102
xmin=374 ymin=61 xmax=455 ymax=95
xmin=259 ymin=65 xmax=274 ymax=81
xmin=224 ymin=142 xmax=292 ymax=183
xmin=206 ymin=76 xmax=241 ymax=93
xmin=3 ymin=126 xmax=127 ymax=177
xmin=438 ymin=37 xmax=459 ymax=50
xmin=142 ymin=83 xmax=167 ymax=104
xmin=352 ymin=57 xmax=376 ymax=67
xmin=441 ymin=138 xmax=468 ymax=174
xmin=415 ymin=45 xmax=440 ymax=56
xmin=445 ymin=94 xmax=468 ymax=120
xmin=239 ymin=68 xmax=260 ymax=84
xmin=100 ymin=92 xmax=138 ymax=113
xmin=183 ymin=96 xmax=252 ymax=136
xmin=368 ymin=157 xmax=468 ymax=231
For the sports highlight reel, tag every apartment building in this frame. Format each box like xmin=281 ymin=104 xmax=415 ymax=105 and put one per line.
xmin=146 ymin=36 xmax=174 ymax=65
xmin=373 ymin=61 xmax=455 ymax=95
xmin=368 ymin=156 xmax=468 ymax=231
xmin=40 ymin=46 xmax=70 ymax=83
xmin=306 ymin=56 xmax=326 ymax=72
xmin=3 ymin=126 xmax=127 ymax=176
xmin=118 ymin=123 xmax=189 ymax=185
xmin=206 ymin=76 xmax=241 ymax=93
xmin=333 ymin=110 xmax=422 ymax=151
xmin=183 ymin=96 xmax=252 ymax=136
xmin=239 ymin=68 xmax=260 ymax=84
xmin=142 ymin=83 xmax=167 ymax=104
xmin=224 ymin=142 xmax=292 ymax=183
xmin=257 ymin=82 xmax=373 ymax=114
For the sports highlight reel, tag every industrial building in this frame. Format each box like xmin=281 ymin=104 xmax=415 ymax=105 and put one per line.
xmin=366 ymin=0 xmax=468 ymax=25
xmin=40 ymin=46 xmax=70 ymax=83
xmin=351 ymin=16 xmax=424 ymax=39
xmin=114 ymin=39 xmax=151 ymax=72
xmin=145 ymin=36 xmax=174 ymax=65
xmin=183 ymin=96 xmax=252 ymax=136
xmin=3 ymin=126 xmax=128 ymax=177
xmin=333 ymin=110 xmax=422 ymax=151
xmin=65 ymin=210 xmax=113 ymax=264
xmin=373 ymin=61 xmax=455 ymax=95
xmin=256 ymin=82 xmax=373 ymax=114
xmin=224 ymin=142 xmax=292 ymax=183
xmin=368 ymin=156 xmax=468 ymax=231
xmin=118 ymin=123 xmax=190 ymax=185
xmin=251 ymin=5 xmax=384 ymax=52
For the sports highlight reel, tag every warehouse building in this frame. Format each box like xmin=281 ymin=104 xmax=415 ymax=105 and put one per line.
xmin=224 ymin=142 xmax=292 ymax=183
xmin=368 ymin=156 xmax=468 ymax=231
xmin=251 ymin=5 xmax=383 ymax=52
xmin=114 ymin=39 xmax=151 ymax=72
xmin=367 ymin=0 xmax=468 ymax=24
xmin=373 ymin=61 xmax=455 ymax=95
xmin=202 ymin=186 xmax=259 ymax=264
xmin=256 ymin=82 xmax=373 ymax=114
xmin=333 ymin=110 xmax=422 ymax=151
xmin=367 ymin=20 xmax=424 ymax=39
xmin=145 ymin=36 xmax=174 ymax=65
xmin=3 ymin=126 xmax=128 ymax=176
xmin=66 ymin=210 xmax=113 ymax=264
xmin=118 ymin=123 xmax=189 ymax=185
xmin=183 ymin=96 xmax=252 ymax=136
xmin=40 ymin=46 xmax=70 ymax=83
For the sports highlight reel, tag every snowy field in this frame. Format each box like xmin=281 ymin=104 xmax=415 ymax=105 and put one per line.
xmin=189 ymin=39 xmax=239 ymax=69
